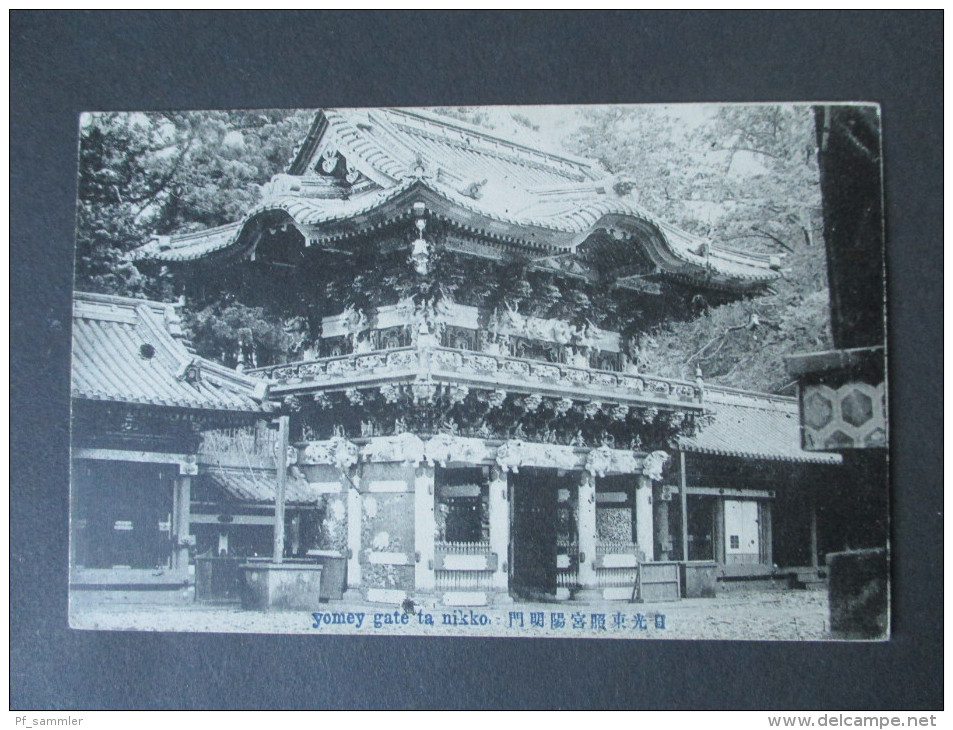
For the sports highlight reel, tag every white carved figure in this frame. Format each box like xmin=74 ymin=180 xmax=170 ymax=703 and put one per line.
xmin=642 ymin=450 xmax=670 ymax=481
xmin=585 ymin=445 xmax=614 ymax=478
xmin=495 ymin=440 xmax=524 ymax=473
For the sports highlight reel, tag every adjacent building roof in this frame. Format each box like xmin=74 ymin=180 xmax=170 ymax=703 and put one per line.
xmin=678 ymin=386 xmax=841 ymax=464
xmin=206 ymin=467 xmax=324 ymax=505
xmin=133 ymin=107 xmax=780 ymax=292
xmin=72 ymin=291 xmax=269 ymax=412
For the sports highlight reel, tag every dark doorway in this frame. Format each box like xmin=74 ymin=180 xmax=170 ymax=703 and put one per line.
xmin=72 ymin=461 xmax=174 ymax=569
xmin=686 ymin=496 xmax=716 ymax=561
xmin=510 ymin=469 xmax=563 ymax=600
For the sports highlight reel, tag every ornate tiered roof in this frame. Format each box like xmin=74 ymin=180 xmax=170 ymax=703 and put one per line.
xmin=133 ymin=107 xmax=781 ymax=292
xmin=71 ymin=291 xmax=269 ymax=412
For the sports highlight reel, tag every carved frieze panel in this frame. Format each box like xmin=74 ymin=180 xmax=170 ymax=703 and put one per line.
xmin=361 ymin=433 xmax=426 ymax=466
xmin=298 ymin=437 xmax=359 ymax=471
xmin=424 ymin=434 xmax=491 ymax=467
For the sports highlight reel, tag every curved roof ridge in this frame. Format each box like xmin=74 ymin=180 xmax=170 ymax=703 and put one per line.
xmin=388 ymin=107 xmax=602 ymax=172
xmin=702 ymin=383 xmax=798 ymax=409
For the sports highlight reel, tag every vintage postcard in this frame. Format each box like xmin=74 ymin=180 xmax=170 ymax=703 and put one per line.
xmin=67 ymin=103 xmax=888 ymax=640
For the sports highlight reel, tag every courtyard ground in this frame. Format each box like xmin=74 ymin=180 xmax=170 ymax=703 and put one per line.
xmin=69 ymin=585 xmax=835 ymax=641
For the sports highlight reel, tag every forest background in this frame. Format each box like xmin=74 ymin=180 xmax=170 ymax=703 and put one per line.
xmin=74 ymin=104 xmax=831 ymax=394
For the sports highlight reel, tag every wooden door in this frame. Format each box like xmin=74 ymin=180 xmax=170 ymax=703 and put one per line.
xmin=724 ymin=499 xmax=761 ymax=565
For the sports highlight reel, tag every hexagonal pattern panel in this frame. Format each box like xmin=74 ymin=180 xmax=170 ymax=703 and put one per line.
xmin=804 ymin=391 xmax=834 ymax=429
xmin=841 ymin=388 xmax=874 ymax=427
xmin=799 ymin=382 xmax=886 ymax=451
xmin=824 ymin=430 xmax=855 ymax=449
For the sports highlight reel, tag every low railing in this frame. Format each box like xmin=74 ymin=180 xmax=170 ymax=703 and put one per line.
xmin=434 ymin=540 xmax=495 ymax=591
xmin=596 ymin=541 xmax=639 ymax=557
xmin=595 ymin=541 xmax=641 ymax=587
xmin=435 ymin=570 xmax=494 ymax=592
xmin=434 ymin=540 xmax=492 ymax=556
xmin=250 ymin=343 xmax=702 ymax=408
xmin=557 ymin=540 xmax=580 ymax=589
xmin=430 ymin=347 xmax=702 ymax=404
xmin=251 ymin=346 xmax=418 ymax=384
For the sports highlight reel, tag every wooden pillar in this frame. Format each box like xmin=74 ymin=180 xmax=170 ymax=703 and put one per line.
xmin=654 ymin=487 xmax=671 ymax=561
xmin=635 ymin=475 xmax=655 ymax=562
xmin=809 ymin=496 xmax=819 ymax=569
xmin=680 ymin=452 xmax=689 ymax=562
xmin=173 ymin=474 xmax=191 ymax=570
xmin=414 ymin=463 xmax=436 ymax=593
xmin=272 ymin=415 xmax=289 ymax=563
xmin=713 ymin=499 xmax=725 ymax=565
xmin=577 ymin=471 xmax=597 ymax=590
xmin=345 ymin=469 xmax=362 ymax=593
xmin=288 ymin=513 xmax=301 ymax=556
xmin=760 ymin=501 xmax=773 ymax=566
xmin=488 ymin=466 xmax=510 ymax=593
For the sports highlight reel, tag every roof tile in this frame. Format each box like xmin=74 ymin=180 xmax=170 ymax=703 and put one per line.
xmin=679 ymin=387 xmax=841 ymax=464
xmin=72 ymin=292 xmax=267 ymax=413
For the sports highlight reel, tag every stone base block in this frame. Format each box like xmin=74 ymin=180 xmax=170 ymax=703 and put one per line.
xmin=366 ymin=588 xmax=407 ymax=604
xmin=828 ymin=548 xmax=889 ymax=640
xmin=241 ymin=563 xmax=323 ymax=611
xmin=442 ymin=591 xmax=488 ymax=607
xmin=681 ymin=561 xmax=718 ymax=598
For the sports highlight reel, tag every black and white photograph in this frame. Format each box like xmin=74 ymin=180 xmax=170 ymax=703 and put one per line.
xmin=66 ymin=103 xmax=889 ymax=641
xmin=12 ymin=9 xmax=943 ymax=714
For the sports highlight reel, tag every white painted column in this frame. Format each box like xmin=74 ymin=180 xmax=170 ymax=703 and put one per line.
xmin=488 ymin=466 xmax=510 ymax=593
xmin=635 ymin=475 xmax=655 ymax=562
xmin=345 ymin=470 xmax=362 ymax=594
xmin=577 ymin=470 xmax=597 ymax=591
xmin=414 ymin=463 xmax=436 ymax=593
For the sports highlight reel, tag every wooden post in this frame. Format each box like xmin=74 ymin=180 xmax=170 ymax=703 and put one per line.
xmin=488 ymin=465 xmax=510 ymax=593
xmin=654 ymin=488 xmax=671 ymax=561
xmin=713 ymin=499 xmax=725 ymax=565
xmin=760 ymin=501 xmax=773 ymax=566
xmin=346 ymin=469 xmax=362 ymax=593
xmin=635 ymin=475 xmax=655 ymax=562
xmin=173 ymin=474 xmax=191 ymax=571
xmin=577 ymin=471 xmax=597 ymax=591
xmin=809 ymin=496 xmax=819 ymax=569
xmin=680 ymin=452 xmax=689 ymax=562
xmin=272 ymin=415 xmax=289 ymax=564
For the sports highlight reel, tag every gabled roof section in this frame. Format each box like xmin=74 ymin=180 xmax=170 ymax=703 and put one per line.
xmin=71 ymin=291 xmax=270 ymax=413
xmin=206 ymin=467 xmax=324 ymax=505
xmin=134 ymin=107 xmax=782 ymax=292
xmin=678 ymin=386 xmax=841 ymax=465
xmin=289 ymin=107 xmax=602 ymax=187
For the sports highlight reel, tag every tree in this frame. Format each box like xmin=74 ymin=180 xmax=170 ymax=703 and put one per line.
xmin=567 ymin=104 xmax=832 ymax=392
xmin=74 ymin=109 xmax=312 ymax=298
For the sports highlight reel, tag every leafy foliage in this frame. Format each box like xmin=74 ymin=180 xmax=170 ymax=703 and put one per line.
xmin=567 ymin=105 xmax=832 ymax=391
xmin=74 ymin=109 xmax=312 ymax=297
xmin=182 ymin=300 xmax=304 ymax=369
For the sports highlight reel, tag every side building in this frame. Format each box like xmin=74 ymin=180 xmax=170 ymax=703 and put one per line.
xmin=69 ymin=291 xmax=282 ymax=588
